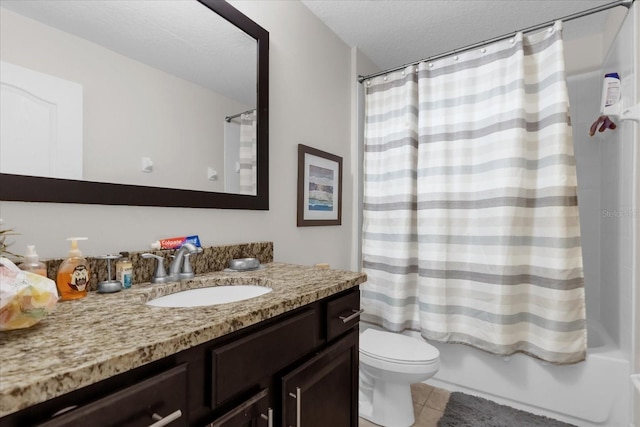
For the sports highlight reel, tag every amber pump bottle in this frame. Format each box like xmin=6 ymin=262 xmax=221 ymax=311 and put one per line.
xmin=56 ymin=238 xmax=90 ymax=300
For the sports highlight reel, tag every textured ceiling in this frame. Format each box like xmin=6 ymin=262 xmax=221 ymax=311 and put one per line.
xmin=301 ymin=0 xmax=619 ymax=72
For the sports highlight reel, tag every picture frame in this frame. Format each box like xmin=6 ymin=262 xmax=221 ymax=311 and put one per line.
xmin=297 ymin=144 xmax=343 ymax=226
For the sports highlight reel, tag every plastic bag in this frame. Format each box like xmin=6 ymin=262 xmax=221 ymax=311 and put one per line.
xmin=0 ymin=256 xmax=58 ymax=331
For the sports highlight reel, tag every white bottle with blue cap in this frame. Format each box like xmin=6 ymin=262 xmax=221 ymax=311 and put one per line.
xmin=600 ymin=72 xmax=621 ymax=116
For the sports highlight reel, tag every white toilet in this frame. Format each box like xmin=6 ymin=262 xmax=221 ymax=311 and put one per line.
xmin=359 ymin=328 xmax=440 ymax=427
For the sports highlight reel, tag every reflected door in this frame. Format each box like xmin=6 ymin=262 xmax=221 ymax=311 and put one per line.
xmin=0 ymin=61 xmax=83 ymax=180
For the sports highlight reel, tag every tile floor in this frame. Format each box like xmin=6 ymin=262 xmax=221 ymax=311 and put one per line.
xmin=359 ymin=383 xmax=451 ymax=427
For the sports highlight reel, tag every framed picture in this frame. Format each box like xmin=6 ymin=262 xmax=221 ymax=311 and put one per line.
xmin=297 ymin=144 xmax=342 ymax=226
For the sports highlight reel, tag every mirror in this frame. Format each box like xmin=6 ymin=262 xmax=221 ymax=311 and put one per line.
xmin=0 ymin=0 xmax=269 ymax=209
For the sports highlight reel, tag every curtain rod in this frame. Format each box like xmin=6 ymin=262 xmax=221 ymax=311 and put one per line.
xmin=358 ymin=0 xmax=633 ymax=83
xmin=225 ymin=108 xmax=256 ymax=122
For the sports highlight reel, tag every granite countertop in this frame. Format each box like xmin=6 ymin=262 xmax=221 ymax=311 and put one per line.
xmin=0 ymin=262 xmax=366 ymax=417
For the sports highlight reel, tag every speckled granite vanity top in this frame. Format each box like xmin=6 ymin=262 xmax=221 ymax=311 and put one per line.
xmin=0 ymin=262 xmax=366 ymax=417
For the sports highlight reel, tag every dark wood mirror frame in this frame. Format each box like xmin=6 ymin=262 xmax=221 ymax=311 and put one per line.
xmin=0 ymin=0 xmax=269 ymax=210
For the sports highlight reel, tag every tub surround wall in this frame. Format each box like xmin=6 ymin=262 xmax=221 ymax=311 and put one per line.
xmin=35 ymin=241 xmax=273 ymax=292
xmin=569 ymin=70 xmax=603 ymax=332
xmin=0 ymin=262 xmax=366 ymax=417
xmin=627 ymin=28 xmax=638 ymax=427
xmin=598 ymin=3 xmax=636 ymax=359
xmin=631 ymin=4 xmax=639 ymax=426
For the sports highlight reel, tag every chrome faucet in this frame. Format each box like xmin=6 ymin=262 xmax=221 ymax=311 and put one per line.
xmin=168 ymin=243 xmax=203 ymax=281
xmin=141 ymin=243 xmax=202 ymax=283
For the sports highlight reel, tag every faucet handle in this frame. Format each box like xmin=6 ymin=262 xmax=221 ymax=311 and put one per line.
xmin=141 ymin=253 xmax=170 ymax=284
xmin=179 ymin=249 xmax=201 ymax=280
xmin=180 ymin=254 xmax=194 ymax=279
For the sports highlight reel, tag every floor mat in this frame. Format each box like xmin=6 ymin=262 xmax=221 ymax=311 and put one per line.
xmin=437 ymin=392 xmax=577 ymax=427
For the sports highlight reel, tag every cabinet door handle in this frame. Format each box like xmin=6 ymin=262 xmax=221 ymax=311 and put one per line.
xmin=148 ymin=409 xmax=182 ymax=427
xmin=288 ymin=387 xmax=301 ymax=427
xmin=339 ymin=309 xmax=364 ymax=324
xmin=260 ymin=408 xmax=273 ymax=427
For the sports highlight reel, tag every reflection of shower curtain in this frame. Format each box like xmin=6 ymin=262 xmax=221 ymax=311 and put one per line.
xmin=239 ymin=111 xmax=257 ymax=195
xmin=361 ymin=21 xmax=586 ymax=364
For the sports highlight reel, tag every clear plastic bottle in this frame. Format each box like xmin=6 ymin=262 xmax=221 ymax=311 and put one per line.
xmin=116 ymin=251 xmax=133 ymax=289
xmin=56 ymin=238 xmax=90 ymax=301
xmin=19 ymin=245 xmax=47 ymax=277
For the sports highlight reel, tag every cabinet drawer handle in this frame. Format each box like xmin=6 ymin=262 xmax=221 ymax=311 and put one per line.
xmin=288 ymin=387 xmax=301 ymax=427
xmin=148 ymin=409 xmax=182 ymax=427
xmin=260 ymin=408 xmax=273 ymax=427
xmin=339 ymin=309 xmax=364 ymax=324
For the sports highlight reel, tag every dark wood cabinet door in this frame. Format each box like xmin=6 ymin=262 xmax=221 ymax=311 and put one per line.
xmin=281 ymin=329 xmax=358 ymax=427
xmin=212 ymin=309 xmax=319 ymax=406
xmin=208 ymin=388 xmax=272 ymax=427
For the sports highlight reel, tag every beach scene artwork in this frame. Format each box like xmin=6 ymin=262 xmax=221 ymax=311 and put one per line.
xmin=297 ymin=144 xmax=342 ymax=226
xmin=308 ymin=164 xmax=334 ymax=211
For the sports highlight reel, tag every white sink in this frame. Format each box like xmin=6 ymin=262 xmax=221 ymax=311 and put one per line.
xmin=146 ymin=285 xmax=272 ymax=308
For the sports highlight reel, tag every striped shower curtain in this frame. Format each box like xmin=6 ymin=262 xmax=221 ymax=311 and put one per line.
xmin=239 ymin=111 xmax=257 ymax=195
xmin=361 ymin=21 xmax=586 ymax=364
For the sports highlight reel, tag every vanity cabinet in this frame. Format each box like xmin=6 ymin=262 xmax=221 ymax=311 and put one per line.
xmin=0 ymin=288 xmax=361 ymax=427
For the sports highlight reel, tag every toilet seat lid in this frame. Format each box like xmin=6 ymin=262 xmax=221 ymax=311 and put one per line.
xmin=360 ymin=329 xmax=439 ymax=363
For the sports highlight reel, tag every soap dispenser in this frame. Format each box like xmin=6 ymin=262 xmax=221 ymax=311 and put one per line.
xmin=20 ymin=245 xmax=47 ymax=277
xmin=56 ymin=237 xmax=90 ymax=300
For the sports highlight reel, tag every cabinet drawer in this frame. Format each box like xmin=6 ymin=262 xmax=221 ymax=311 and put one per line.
xmin=37 ymin=364 xmax=188 ymax=427
xmin=212 ymin=309 xmax=318 ymax=406
xmin=207 ymin=388 xmax=271 ymax=427
xmin=326 ymin=290 xmax=361 ymax=342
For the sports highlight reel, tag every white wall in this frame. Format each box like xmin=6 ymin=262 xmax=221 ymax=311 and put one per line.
xmin=0 ymin=1 xmax=355 ymax=272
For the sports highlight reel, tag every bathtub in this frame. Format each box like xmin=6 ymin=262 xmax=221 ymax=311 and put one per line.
xmin=424 ymin=320 xmax=631 ymax=427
